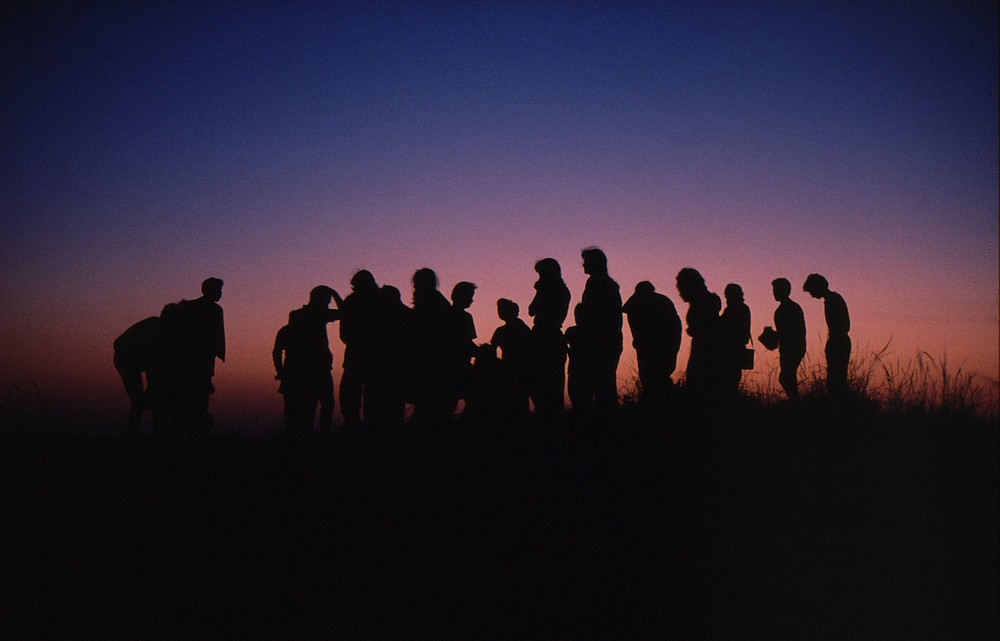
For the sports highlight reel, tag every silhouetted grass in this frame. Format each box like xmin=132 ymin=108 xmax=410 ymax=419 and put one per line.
xmin=737 ymin=342 xmax=1000 ymax=422
xmin=0 ymin=381 xmax=109 ymax=434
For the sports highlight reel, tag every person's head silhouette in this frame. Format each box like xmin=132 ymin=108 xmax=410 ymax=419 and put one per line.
xmin=771 ymin=278 xmax=792 ymax=302
xmin=202 ymin=277 xmax=224 ymax=302
xmin=634 ymin=281 xmax=656 ymax=296
xmin=497 ymin=298 xmax=519 ymax=322
xmin=350 ymin=270 xmax=378 ymax=294
xmin=724 ymin=283 xmax=744 ymax=304
xmin=308 ymin=285 xmax=334 ymax=307
xmin=381 ymin=284 xmax=403 ymax=305
xmin=535 ymin=257 xmax=562 ymax=280
xmin=803 ymin=273 xmax=830 ymax=299
xmin=412 ymin=268 xmax=438 ymax=292
xmin=451 ymin=282 xmax=477 ymax=310
xmin=676 ymin=268 xmax=706 ymax=303
xmin=581 ymin=247 xmax=608 ymax=276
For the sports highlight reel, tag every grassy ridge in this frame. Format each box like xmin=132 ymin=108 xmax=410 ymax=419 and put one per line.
xmin=2 ymin=400 xmax=997 ymax=639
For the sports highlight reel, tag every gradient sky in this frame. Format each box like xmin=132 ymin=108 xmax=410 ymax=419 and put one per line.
xmin=2 ymin=1 xmax=997 ymax=431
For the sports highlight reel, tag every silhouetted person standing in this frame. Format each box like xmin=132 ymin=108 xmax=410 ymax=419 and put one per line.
xmin=764 ymin=278 xmax=806 ymax=401
xmin=373 ymin=284 xmax=412 ymax=429
xmin=410 ymin=268 xmax=454 ymax=424
xmin=564 ymin=304 xmax=590 ymax=413
xmin=528 ymin=258 xmax=571 ymax=416
xmin=447 ymin=281 xmax=478 ymax=414
xmin=113 ymin=314 xmax=165 ymax=434
xmin=339 ymin=270 xmax=381 ymax=429
xmin=803 ymin=274 xmax=851 ymax=397
xmin=490 ymin=298 xmax=532 ymax=415
xmin=274 ymin=286 xmax=341 ymax=434
xmin=622 ymin=281 xmax=682 ymax=405
xmin=676 ymin=268 xmax=723 ymax=398
xmin=272 ymin=321 xmax=296 ymax=429
xmin=720 ymin=283 xmax=752 ymax=397
xmin=171 ymin=277 xmax=226 ymax=435
xmin=575 ymin=247 xmax=623 ymax=412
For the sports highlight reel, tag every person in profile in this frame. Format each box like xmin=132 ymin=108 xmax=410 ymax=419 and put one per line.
xmin=410 ymin=268 xmax=454 ymax=424
xmin=170 ymin=277 xmax=226 ymax=436
xmin=676 ymin=268 xmax=723 ymax=398
xmin=273 ymin=285 xmax=342 ymax=435
xmin=528 ymin=258 xmax=571 ymax=416
xmin=720 ymin=283 xmax=752 ymax=397
xmin=803 ymin=273 xmax=851 ymax=397
xmin=113 ymin=313 xmax=166 ymax=434
xmin=622 ymin=281 xmax=682 ymax=406
xmin=447 ymin=281 xmax=478 ymax=415
xmin=574 ymin=247 xmax=623 ymax=412
xmin=338 ymin=270 xmax=381 ymax=429
xmin=490 ymin=298 xmax=533 ymax=416
xmin=761 ymin=278 xmax=807 ymax=401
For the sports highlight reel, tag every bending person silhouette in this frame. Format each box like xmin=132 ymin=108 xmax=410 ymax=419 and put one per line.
xmin=762 ymin=278 xmax=806 ymax=401
xmin=574 ymin=247 xmax=623 ymax=412
xmin=622 ymin=281 xmax=682 ymax=406
xmin=113 ymin=313 xmax=167 ymax=434
xmin=676 ymin=268 xmax=723 ymax=398
xmin=720 ymin=283 xmax=752 ymax=397
xmin=803 ymin=274 xmax=851 ymax=397
xmin=528 ymin=258 xmax=571 ymax=416
xmin=273 ymin=286 xmax=342 ymax=435
xmin=339 ymin=270 xmax=381 ymax=429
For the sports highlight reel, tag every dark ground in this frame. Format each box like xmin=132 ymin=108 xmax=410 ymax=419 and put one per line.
xmin=2 ymin=403 xmax=997 ymax=640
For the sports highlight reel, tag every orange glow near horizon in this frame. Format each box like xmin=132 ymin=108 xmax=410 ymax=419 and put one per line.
xmin=2 ymin=236 xmax=997 ymax=433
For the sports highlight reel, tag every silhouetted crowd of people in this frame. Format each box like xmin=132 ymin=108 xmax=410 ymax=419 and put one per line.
xmin=114 ymin=249 xmax=852 ymax=435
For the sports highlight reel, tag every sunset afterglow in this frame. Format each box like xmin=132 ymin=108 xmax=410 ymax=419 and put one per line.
xmin=2 ymin=3 xmax=997 ymax=430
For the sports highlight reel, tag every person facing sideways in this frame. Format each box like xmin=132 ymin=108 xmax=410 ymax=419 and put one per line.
xmin=622 ymin=281 xmax=682 ymax=406
xmin=490 ymin=298 xmax=533 ymax=416
xmin=447 ymin=281 xmax=478 ymax=414
xmin=761 ymin=278 xmax=807 ymax=401
xmin=272 ymin=285 xmax=342 ymax=435
xmin=113 ymin=312 xmax=168 ymax=434
xmin=720 ymin=283 xmax=752 ymax=397
xmin=803 ymin=273 xmax=851 ymax=397
xmin=165 ymin=277 xmax=227 ymax=436
xmin=409 ymin=268 xmax=455 ymax=424
xmin=527 ymin=257 xmax=571 ymax=416
xmin=574 ymin=247 xmax=623 ymax=413
xmin=675 ymin=268 xmax=723 ymax=398
xmin=338 ymin=269 xmax=381 ymax=429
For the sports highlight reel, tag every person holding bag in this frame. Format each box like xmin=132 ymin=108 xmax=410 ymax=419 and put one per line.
xmin=759 ymin=278 xmax=807 ymax=401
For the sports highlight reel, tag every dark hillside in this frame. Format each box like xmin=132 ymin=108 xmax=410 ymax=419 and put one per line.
xmin=3 ymin=406 xmax=997 ymax=639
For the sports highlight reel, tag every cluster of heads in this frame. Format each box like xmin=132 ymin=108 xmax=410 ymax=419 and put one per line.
xmin=675 ymin=269 xmax=831 ymax=303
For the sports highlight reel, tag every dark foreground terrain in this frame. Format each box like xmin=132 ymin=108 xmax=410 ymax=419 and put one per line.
xmin=3 ymin=403 xmax=997 ymax=639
